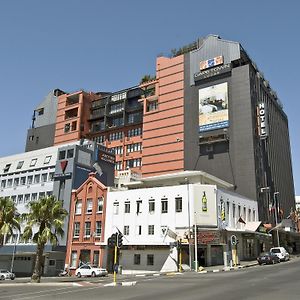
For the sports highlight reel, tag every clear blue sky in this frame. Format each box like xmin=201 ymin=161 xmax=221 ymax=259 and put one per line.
xmin=0 ymin=0 xmax=299 ymax=194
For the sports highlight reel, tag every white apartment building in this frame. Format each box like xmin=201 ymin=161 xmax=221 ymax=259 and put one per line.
xmin=105 ymin=171 xmax=261 ymax=273
xmin=0 ymin=144 xmax=65 ymax=276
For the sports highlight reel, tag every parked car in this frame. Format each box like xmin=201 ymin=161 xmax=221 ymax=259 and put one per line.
xmin=270 ymin=247 xmax=290 ymax=261
xmin=0 ymin=269 xmax=15 ymax=280
xmin=75 ymin=265 xmax=108 ymax=277
xmin=257 ymin=252 xmax=280 ymax=265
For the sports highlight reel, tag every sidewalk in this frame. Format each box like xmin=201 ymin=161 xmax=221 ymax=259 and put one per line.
xmin=197 ymin=260 xmax=258 ymax=274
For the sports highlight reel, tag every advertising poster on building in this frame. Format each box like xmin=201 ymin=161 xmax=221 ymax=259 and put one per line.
xmin=193 ymin=184 xmax=217 ymax=227
xmin=199 ymin=82 xmax=229 ymax=132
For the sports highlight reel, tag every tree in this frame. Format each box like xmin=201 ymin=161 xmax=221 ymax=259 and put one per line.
xmin=22 ymin=196 xmax=68 ymax=283
xmin=0 ymin=197 xmax=20 ymax=246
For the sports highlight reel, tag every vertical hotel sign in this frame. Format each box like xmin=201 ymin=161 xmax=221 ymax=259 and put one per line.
xmin=257 ymin=103 xmax=268 ymax=139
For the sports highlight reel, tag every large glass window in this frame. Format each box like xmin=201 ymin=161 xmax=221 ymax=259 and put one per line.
xmin=136 ymin=200 xmax=142 ymax=214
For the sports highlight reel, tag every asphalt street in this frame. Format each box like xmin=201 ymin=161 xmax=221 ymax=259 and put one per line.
xmin=0 ymin=258 xmax=299 ymax=300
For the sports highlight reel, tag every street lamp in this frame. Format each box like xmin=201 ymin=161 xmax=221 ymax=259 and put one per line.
xmin=185 ymin=178 xmax=192 ymax=270
xmin=274 ymin=192 xmax=280 ymax=247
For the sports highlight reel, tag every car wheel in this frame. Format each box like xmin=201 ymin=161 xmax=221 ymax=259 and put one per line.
xmin=91 ymin=272 xmax=96 ymax=278
xmin=77 ymin=272 xmax=81 ymax=278
xmin=10 ymin=277 xmax=15 ymax=280
xmin=1 ymin=275 xmax=5 ymax=280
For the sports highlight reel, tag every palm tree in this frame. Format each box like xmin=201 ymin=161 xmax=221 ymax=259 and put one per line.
xmin=0 ymin=197 xmax=20 ymax=246
xmin=22 ymin=196 xmax=68 ymax=283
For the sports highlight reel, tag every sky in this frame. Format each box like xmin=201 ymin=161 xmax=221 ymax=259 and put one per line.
xmin=0 ymin=0 xmax=299 ymax=194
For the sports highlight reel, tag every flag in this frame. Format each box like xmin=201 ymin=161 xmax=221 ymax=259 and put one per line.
xmin=238 ymin=216 xmax=246 ymax=224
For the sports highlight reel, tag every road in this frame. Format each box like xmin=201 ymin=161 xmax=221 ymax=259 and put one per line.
xmin=0 ymin=258 xmax=299 ymax=300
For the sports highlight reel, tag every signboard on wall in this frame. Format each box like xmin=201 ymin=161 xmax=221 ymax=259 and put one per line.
xmin=200 ymin=56 xmax=223 ymax=71
xmin=257 ymin=103 xmax=268 ymax=139
xmin=199 ymin=82 xmax=229 ymax=132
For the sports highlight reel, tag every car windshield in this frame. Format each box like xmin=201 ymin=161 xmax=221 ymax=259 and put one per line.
xmin=261 ymin=252 xmax=271 ymax=256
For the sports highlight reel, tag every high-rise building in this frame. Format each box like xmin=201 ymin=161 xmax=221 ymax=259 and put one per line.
xmin=25 ymin=34 xmax=295 ymax=223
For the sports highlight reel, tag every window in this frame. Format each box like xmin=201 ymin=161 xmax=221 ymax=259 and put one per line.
xmin=1 ymin=180 xmax=6 ymax=188
xmin=226 ymin=201 xmax=230 ymax=216
xmin=113 ymin=202 xmax=119 ymax=215
xmin=125 ymin=201 xmax=130 ymax=213
xmin=161 ymin=198 xmax=168 ymax=213
xmin=27 ymin=176 xmax=33 ymax=185
xmin=41 ymin=173 xmax=48 ymax=182
xmin=124 ymin=225 xmax=129 ymax=236
xmin=86 ymin=199 xmax=93 ymax=214
xmin=148 ymin=225 xmax=154 ymax=235
xmin=73 ymin=222 xmax=80 ymax=237
xmin=126 ymin=158 xmax=142 ymax=168
xmin=136 ymin=200 xmax=142 ymax=213
xmin=30 ymin=159 xmax=37 ymax=167
xmin=93 ymin=251 xmax=99 ymax=266
xmin=17 ymin=195 xmax=23 ymax=204
xmin=71 ymin=121 xmax=77 ymax=131
xmin=67 ymin=149 xmax=74 ymax=158
xmin=24 ymin=194 xmax=30 ymax=203
xmin=49 ymin=172 xmax=54 ymax=181
xmin=253 ymin=210 xmax=256 ymax=221
xmin=64 ymin=123 xmax=70 ymax=133
xmin=127 ymin=127 xmax=142 ymax=137
xmin=84 ymin=222 xmax=91 ymax=237
xmin=13 ymin=178 xmax=19 ymax=187
xmin=97 ymin=197 xmax=104 ymax=213
xmin=95 ymin=221 xmax=102 ymax=237
xmin=147 ymin=100 xmax=158 ymax=112
xmin=20 ymin=177 xmax=26 ymax=185
xmin=16 ymin=161 xmax=24 ymax=169
xmin=134 ymin=254 xmax=141 ymax=265
xmin=59 ymin=150 xmax=66 ymax=160
xmin=233 ymin=204 xmax=236 ymax=218
xmin=46 ymin=191 xmax=52 ymax=197
xmin=147 ymin=254 xmax=154 ymax=266
xmin=75 ymin=200 xmax=82 ymax=215
xmin=37 ymin=108 xmax=44 ymax=115
xmin=248 ymin=209 xmax=251 ymax=222
xmin=136 ymin=225 xmax=142 ymax=235
xmin=31 ymin=193 xmax=37 ymax=201
xmin=34 ymin=174 xmax=40 ymax=184
xmin=11 ymin=195 xmax=16 ymax=203
xmin=115 ymin=161 xmax=122 ymax=171
xmin=127 ymin=143 xmax=142 ymax=153
xmin=39 ymin=192 xmax=45 ymax=199
xmin=7 ymin=179 xmax=13 ymax=187
xmin=149 ymin=199 xmax=155 ymax=213
xmin=175 ymin=197 xmax=182 ymax=213
xmin=3 ymin=164 xmax=11 ymax=173
xmin=44 ymin=155 xmax=52 ymax=164
xmin=71 ymin=251 xmax=77 ymax=268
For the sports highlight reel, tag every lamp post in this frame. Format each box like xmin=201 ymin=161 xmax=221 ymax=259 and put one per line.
xmin=274 ymin=192 xmax=280 ymax=247
xmin=185 ymin=178 xmax=192 ymax=270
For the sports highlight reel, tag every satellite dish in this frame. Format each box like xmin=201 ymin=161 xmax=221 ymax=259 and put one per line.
xmin=93 ymin=162 xmax=103 ymax=177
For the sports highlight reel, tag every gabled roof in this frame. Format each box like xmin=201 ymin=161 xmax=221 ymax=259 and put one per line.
xmin=73 ymin=173 xmax=107 ymax=195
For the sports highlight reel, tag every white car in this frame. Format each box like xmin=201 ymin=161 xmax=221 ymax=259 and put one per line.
xmin=270 ymin=247 xmax=290 ymax=262
xmin=75 ymin=265 xmax=108 ymax=277
xmin=0 ymin=269 xmax=15 ymax=280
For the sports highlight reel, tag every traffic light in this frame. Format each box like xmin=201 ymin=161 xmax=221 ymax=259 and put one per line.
xmin=108 ymin=233 xmax=117 ymax=248
xmin=117 ymin=232 xmax=123 ymax=248
xmin=177 ymin=240 xmax=182 ymax=250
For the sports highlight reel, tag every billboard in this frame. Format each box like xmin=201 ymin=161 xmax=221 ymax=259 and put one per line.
xmin=200 ymin=56 xmax=223 ymax=71
xmin=199 ymin=82 xmax=229 ymax=132
xmin=193 ymin=184 xmax=217 ymax=227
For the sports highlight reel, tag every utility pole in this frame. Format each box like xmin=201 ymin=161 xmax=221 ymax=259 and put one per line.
xmin=274 ymin=192 xmax=280 ymax=247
